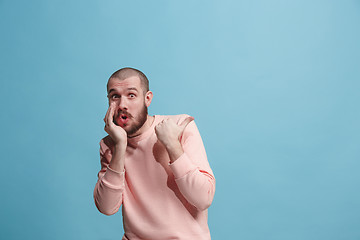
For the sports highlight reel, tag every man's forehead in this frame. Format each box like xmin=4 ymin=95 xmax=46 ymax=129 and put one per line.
xmin=107 ymin=76 xmax=141 ymax=92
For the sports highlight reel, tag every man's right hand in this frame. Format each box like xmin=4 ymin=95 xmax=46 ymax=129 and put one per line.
xmin=104 ymin=102 xmax=127 ymax=172
xmin=104 ymin=102 xmax=127 ymax=149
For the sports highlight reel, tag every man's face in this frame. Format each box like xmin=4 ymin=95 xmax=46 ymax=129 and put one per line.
xmin=107 ymin=76 xmax=151 ymax=137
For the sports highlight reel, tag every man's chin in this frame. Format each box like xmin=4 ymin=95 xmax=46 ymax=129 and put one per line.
xmin=121 ymin=123 xmax=135 ymax=135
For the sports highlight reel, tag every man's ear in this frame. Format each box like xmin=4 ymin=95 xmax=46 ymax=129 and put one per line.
xmin=145 ymin=91 xmax=153 ymax=107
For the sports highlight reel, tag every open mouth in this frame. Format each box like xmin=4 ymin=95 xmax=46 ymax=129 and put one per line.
xmin=117 ymin=113 xmax=130 ymax=126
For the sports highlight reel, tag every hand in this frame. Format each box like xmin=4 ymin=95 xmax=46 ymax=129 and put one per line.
xmin=104 ymin=102 xmax=127 ymax=148
xmin=155 ymin=116 xmax=194 ymax=149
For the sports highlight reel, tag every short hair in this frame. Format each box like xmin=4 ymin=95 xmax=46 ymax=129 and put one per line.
xmin=108 ymin=67 xmax=149 ymax=94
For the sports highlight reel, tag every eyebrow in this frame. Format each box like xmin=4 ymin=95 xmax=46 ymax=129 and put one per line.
xmin=107 ymin=87 xmax=139 ymax=95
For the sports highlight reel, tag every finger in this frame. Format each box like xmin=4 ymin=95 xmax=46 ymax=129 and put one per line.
xmin=179 ymin=116 xmax=194 ymax=129
xmin=104 ymin=124 xmax=109 ymax=135
xmin=104 ymin=103 xmax=114 ymax=123
xmin=107 ymin=104 xmax=116 ymax=127
xmin=104 ymin=108 xmax=109 ymax=123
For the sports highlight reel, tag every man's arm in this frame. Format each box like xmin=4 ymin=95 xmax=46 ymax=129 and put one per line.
xmin=93 ymin=103 xmax=127 ymax=215
xmin=155 ymin=115 xmax=216 ymax=211
xmin=93 ymin=140 xmax=125 ymax=215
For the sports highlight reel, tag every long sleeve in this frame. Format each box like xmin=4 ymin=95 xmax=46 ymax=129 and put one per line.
xmin=93 ymin=115 xmax=213 ymax=239
xmin=169 ymin=118 xmax=216 ymax=211
xmin=93 ymin=137 xmax=125 ymax=216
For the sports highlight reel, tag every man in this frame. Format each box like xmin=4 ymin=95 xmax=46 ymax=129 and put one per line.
xmin=94 ymin=67 xmax=215 ymax=240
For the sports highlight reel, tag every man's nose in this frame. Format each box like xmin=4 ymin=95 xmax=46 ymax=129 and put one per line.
xmin=118 ymin=97 xmax=128 ymax=110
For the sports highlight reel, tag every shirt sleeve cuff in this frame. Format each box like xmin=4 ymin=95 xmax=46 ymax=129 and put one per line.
xmin=101 ymin=166 xmax=125 ymax=189
xmin=169 ymin=153 xmax=197 ymax=179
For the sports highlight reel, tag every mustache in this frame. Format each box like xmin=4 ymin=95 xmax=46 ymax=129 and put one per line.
xmin=116 ymin=109 xmax=133 ymax=119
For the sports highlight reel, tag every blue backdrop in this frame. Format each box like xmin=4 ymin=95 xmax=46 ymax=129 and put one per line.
xmin=1 ymin=0 xmax=359 ymax=239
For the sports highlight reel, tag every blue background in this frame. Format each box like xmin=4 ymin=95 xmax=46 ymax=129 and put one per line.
xmin=1 ymin=0 xmax=360 ymax=239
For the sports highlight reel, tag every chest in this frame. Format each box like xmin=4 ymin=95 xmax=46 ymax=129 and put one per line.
xmin=124 ymin=134 xmax=173 ymax=186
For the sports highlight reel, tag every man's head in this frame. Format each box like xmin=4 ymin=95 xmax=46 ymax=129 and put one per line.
xmin=107 ymin=67 xmax=149 ymax=94
xmin=107 ymin=67 xmax=153 ymax=137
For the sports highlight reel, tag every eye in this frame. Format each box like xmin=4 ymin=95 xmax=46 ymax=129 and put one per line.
xmin=111 ymin=94 xmax=120 ymax=99
xmin=129 ymin=93 xmax=136 ymax=98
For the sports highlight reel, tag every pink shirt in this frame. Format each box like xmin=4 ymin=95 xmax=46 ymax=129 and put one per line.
xmin=94 ymin=114 xmax=215 ymax=240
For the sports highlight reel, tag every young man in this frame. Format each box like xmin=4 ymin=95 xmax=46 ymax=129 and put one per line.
xmin=94 ymin=67 xmax=215 ymax=240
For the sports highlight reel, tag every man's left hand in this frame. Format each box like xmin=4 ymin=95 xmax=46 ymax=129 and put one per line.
xmin=155 ymin=117 xmax=194 ymax=159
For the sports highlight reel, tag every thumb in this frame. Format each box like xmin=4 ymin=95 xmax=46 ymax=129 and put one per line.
xmin=179 ymin=116 xmax=194 ymax=130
